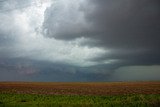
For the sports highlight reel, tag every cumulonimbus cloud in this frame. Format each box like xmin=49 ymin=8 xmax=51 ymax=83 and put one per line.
xmin=0 ymin=0 xmax=160 ymax=81
xmin=0 ymin=0 xmax=108 ymax=67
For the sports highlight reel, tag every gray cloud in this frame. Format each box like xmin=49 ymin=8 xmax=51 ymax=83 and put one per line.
xmin=0 ymin=0 xmax=32 ymax=12
xmin=0 ymin=0 xmax=160 ymax=81
xmin=0 ymin=58 xmax=112 ymax=82
xmin=43 ymin=0 xmax=91 ymax=40
xmin=43 ymin=0 xmax=160 ymax=66
xmin=43 ymin=0 xmax=160 ymax=48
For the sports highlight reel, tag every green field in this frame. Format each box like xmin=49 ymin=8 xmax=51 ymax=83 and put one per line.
xmin=0 ymin=82 xmax=160 ymax=107
xmin=0 ymin=94 xmax=160 ymax=107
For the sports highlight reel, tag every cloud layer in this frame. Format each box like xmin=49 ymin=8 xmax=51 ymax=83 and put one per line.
xmin=43 ymin=0 xmax=160 ymax=66
xmin=0 ymin=0 xmax=160 ymax=81
xmin=0 ymin=0 xmax=107 ymax=67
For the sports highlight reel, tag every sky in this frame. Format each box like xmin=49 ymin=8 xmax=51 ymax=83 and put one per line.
xmin=0 ymin=0 xmax=160 ymax=82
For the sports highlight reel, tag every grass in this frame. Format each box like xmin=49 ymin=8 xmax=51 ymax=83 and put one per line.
xmin=0 ymin=93 xmax=160 ymax=107
xmin=0 ymin=82 xmax=159 ymax=106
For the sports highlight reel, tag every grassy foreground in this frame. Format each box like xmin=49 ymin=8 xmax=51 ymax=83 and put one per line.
xmin=0 ymin=94 xmax=160 ymax=107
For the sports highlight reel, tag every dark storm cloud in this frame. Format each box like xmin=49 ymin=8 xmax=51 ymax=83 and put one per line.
xmin=84 ymin=0 xmax=160 ymax=48
xmin=45 ymin=0 xmax=160 ymax=48
xmin=0 ymin=58 xmax=112 ymax=82
xmin=0 ymin=0 xmax=160 ymax=81
xmin=43 ymin=0 xmax=160 ymax=65
xmin=44 ymin=0 xmax=160 ymax=48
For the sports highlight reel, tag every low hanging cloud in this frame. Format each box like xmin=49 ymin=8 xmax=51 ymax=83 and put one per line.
xmin=0 ymin=0 xmax=160 ymax=81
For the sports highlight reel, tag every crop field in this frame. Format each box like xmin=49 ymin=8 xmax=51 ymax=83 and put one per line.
xmin=0 ymin=82 xmax=160 ymax=107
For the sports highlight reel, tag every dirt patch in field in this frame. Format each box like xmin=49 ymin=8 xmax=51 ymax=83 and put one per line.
xmin=0 ymin=82 xmax=160 ymax=95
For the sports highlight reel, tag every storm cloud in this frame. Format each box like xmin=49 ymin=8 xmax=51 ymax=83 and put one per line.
xmin=0 ymin=0 xmax=160 ymax=81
